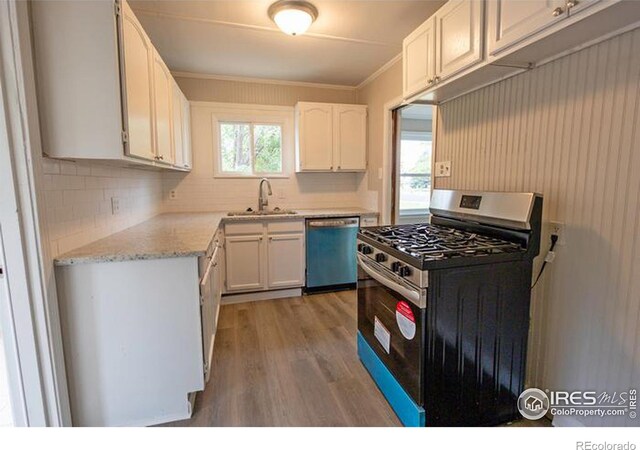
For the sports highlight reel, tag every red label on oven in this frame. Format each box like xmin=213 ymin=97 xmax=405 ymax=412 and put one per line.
xmin=396 ymin=301 xmax=416 ymax=340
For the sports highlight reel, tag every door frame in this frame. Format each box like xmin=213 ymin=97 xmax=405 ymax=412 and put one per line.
xmin=381 ymin=97 xmax=438 ymax=225
xmin=381 ymin=96 xmax=404 ymax=225
xmin=0 ymin=0 xmax=71 ymax=426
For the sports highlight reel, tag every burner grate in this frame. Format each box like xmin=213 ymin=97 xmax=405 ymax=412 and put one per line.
xmin=361 ymin=223 xmax=522 ymax=262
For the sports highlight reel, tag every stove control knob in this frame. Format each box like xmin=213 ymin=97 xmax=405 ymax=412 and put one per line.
xmin=361 ymin=245 xmax=373 ymax=255
xmin=391 ymin=261 xmax=402 ymax=272
xmin=375 ymin=253 xmax=388 ymax=263
xmin=399 ymin=266 xmax=413 ymax=277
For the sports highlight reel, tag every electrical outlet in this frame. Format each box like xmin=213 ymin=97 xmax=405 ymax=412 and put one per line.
xmin=435 ymin=161 xmax=451 ymax=177
xmin=111 ymin=197 xmax=121 ymax=215
xmin=169 ymin=189 xmax=178 ymax=200
xmin=550 ymin=221 xmax=565 ymax=244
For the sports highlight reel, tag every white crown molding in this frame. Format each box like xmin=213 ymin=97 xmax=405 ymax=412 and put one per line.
xmin=171 ymin=71 xmax=358 ymax=91
xmin=356 ymin=52 xmax=402 ymax=91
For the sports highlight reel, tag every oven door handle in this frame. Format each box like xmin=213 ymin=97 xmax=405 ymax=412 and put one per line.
xmin=357 ymin=255 xmax=424 ymax=307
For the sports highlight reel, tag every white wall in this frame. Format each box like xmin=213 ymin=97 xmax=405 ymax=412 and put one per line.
xmin=0 ymin=326 xmax=12 ymax=427
xmin=162 ymin=102 xmax=364 ymax=213
xmin=41 ymin=159 xmax=163 ymax=258
xmin=435 ymin=28 xmax=640 ymax=426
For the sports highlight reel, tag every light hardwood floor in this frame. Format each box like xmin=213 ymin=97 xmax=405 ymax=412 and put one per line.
xmin=165 ymin=290 xmax=550 ymax=427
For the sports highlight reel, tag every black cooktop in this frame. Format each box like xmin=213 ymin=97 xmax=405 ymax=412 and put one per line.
xmin=359 ymin=223 xmax=525 ymax=269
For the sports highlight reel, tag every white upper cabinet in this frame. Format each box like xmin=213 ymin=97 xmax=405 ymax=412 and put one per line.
xmin=152 ymin=50 xmax=174 ymax=165
xmin=296 ymin=103 xmax=334 ymax=171
xmin=295 ymin=102 xmax=367 ymax=172
xmin=171 ymin=82 xmax=192 ymax=171
xmin=30 ymin=0 xmax=190 ymax=170
xmin=122 ymin=1 xmax=155 ymax=161
xmin=333 ymin=105 xmax=367 ymax=171
xmin=172 ymin=80 xmax=185 ymax=168
xmin=435 ymin=0 xmax=484 ymax=81
xmin=486 ymin=0 xmax=567 ymax=56
xmin=181 ymin=93 xmax=193 ymax=170
xmin=403 ymin=17 xmax=436 ymax=99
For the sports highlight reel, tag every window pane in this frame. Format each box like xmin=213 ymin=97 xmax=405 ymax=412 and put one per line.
xmin=220 ymin=123 xmax=251 ymax=173
xmin=399 ymin=175 xmax=431 ymax=213
xmin=399 ymin=139 xmax=431 ymax=174
xmin=254 ymin=124 xmax=282 ymax=173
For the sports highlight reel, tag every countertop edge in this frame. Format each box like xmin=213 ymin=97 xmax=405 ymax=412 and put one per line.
xmin=53 ymin=209 xmax=378 ymax=267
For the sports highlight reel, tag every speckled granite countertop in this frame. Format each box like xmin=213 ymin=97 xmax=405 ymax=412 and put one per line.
xmin=54 ymin=208 xmax=378 ymax=266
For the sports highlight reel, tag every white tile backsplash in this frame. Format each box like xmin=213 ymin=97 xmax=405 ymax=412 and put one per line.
xmin=42 ymin=159 xmax=163 ymax=257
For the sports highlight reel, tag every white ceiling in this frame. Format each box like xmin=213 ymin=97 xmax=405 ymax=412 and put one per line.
xmin=129 ymin=0 xmax=446 ymax=87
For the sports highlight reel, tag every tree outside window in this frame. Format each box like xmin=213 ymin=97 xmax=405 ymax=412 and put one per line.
xmin=219 ymin=122 xmax=283 ymax=175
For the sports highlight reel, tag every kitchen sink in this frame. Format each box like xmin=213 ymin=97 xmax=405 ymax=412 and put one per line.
xmin=227 ymin=208 xmax=298 ymax=217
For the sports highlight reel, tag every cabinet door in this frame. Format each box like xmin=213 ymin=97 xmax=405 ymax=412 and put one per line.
xmin=152 ymin=50 xmax=174 ymax=164
xmin=435 ymin=0 xmax=484 ymax=81
xmin=122 ymin=2 xmax=155 ymax=161
xmin=487 ymin=0 xmax=567 ymax=56
xmin=267 ymin=234 xmax=305 ymax=289
xmin=224 ymin=235 xmax=265 ymax=292
xmin=172 ymin=80 xmax=185 ymax=168
xmin=403 ymin=17 xmax=436 ymax=99
xmin=333 ymin=105 xmax=367 ymax=171
xmin=181 ymin=92 xmax=192 ymax=169
xmin=199 ymin=255 xmax=214 ymax=383
xmin=296 ymin=103 xmax=334 ymax=171
xmin=567 ymin=0 xmax=601 ymax=16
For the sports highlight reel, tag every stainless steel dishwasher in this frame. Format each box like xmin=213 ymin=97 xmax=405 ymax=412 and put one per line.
xmin=305 ymin=217 xmax=360 ymax=293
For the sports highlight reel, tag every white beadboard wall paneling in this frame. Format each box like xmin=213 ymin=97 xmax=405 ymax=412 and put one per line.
xmin=41 ymin=158 xmax=163 ymax=257
xmin=435 ymin=28 xmax=640 ymax=426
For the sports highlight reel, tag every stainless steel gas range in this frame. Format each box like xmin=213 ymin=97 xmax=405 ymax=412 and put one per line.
xmin=356 ymin=189 xmax=543 ymax=427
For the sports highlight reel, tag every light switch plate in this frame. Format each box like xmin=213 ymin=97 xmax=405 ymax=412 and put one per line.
xmin=111 ymin=197 xmax=121 ymax=215
xmin=435 ymin=161 xmax=451 ymax=177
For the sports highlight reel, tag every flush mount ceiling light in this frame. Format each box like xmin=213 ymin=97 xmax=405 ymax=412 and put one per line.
xmin=268 ymin=0 xmax=318 ymax=36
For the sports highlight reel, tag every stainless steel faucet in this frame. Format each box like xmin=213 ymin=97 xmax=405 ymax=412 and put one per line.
xmin=258 ymin=178 xmax=272 ymax=212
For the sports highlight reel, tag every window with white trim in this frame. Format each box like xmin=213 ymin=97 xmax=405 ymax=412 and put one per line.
xmin=219 ymin=122 xmax=283 ymax=176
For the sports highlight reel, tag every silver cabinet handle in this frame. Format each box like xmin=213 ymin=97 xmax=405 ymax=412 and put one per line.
xmin=552 ymin=6 xmax=564 ymax=16
xmin=566 ymin=0 xmax=577 ymax=8
xmin=200 ymin=245 xmax=220 ymax=286
xmin=307 ymin=219 xmax=359 ymax=228
xmin=427 ymin=78 xmax=433 ymax=84
xmin=434 ymin=76 xmax=440 ymax=83
xmin=357 ymin=255 xmax=423 ymax=307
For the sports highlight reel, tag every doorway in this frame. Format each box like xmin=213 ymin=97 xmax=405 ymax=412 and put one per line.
xmin=391 ymin=104 xmax=434 ymax=225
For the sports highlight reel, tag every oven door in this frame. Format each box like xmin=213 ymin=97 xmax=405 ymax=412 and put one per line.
xmin=356 ymin=255 xmax=425 ymax=405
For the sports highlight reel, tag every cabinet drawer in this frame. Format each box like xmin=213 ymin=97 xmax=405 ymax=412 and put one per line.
xmin=267 ymin=220 xmax=304 ymax=234
xmin=225 ymin=222 xmax=264 ymax=235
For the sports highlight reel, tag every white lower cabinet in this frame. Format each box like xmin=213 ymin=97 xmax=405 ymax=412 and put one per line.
xmin=199 ymin=232 xmax=222 ymax=383
xmin=224 ymin=235 xmax=265 ymax=292
xmin=224 ymin=220 xmax=305 ymax=294
xmin=267 ymin=234 xmax=305 ymax=289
